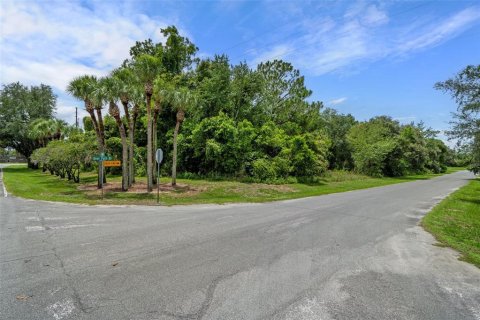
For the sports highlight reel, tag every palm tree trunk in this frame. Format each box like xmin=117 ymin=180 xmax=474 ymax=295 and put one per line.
xmin=152 ymin=121 xmax=157 ymax=185
xmin=146 ymin=95 xmax=153 ymax=192
xmin=95 ymin=107 xmax=107 ymax=184
xmin=119 ymin=125 xmax=129 ymax=191
xmin=121 ymin=101 xmax=133 ymax=187
xmin=130 ymin=104 xmax=139 ymax=185
xmin=128 ymin=124 xmax=134 ymax=186
xmin=172 ymin=120 xmax=180 ymax=186
xmin=152 ymin=108 xmax=159 ymax=185
xmin=110 ymin=102 xmax=129 ymax=192
xmin=96 ymin=108 xmax=106 ymax=148
xmin=86 ymin=108 xmax=103 ymax=189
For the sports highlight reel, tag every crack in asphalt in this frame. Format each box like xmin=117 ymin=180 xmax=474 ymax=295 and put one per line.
xmin=160 ymin=271 xmax=240 ymax=320
xmin=36 ymin=210 xmax=92 ymax=315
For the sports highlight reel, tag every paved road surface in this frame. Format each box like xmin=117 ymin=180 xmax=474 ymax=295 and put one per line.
xmin=1 ymin=166 xmax=479 ymax=320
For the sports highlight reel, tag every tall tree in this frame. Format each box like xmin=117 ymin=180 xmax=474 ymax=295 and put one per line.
xmin=170 ymin=87 xmax=196 ymax=186
xmin=347 ymin=116 xmax=399 ymax=177
xmin=0 ymin=82 xmax=56 ymax=166
xmin=160 ymin=26 xmax=198 ymax=75
xmin=321 ymin=108 xmax=357 ymax=170
xmin=67 ymin=76 xmax=105 ymax=152
xmin=111 ymin=67 xmax=138 ymax=186
xmin=229 ymin=62 xmax=262 ymax=123
xmin=255 ymin=60 xmax=312 ymax=130
xmin=194 ymin=55 xmax=231 ymax=119
xmin=133 ymin=54 xmax=163 ymax=192
xmin=435 ymin=65 xmax=480 ymax=173
xmin=152 ymin=76 xmax=174 ymax=183
xmin=99 ymin=77 xmax=129 ymax=191
xmin=67 ymin=75 xmax=107 ymax=187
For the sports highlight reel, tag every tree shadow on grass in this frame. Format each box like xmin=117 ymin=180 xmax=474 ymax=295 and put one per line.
xmin=2 ymin=166 xmax=29 ymax=174
xmin=458 ymin=197 xmax=480 ymax=205
xmin=103 ymin=192 xmax=153 ymax=200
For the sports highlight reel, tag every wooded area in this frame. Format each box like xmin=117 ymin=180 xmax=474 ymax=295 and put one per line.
xmin=1 ymin=26 xmax=477 ymax=193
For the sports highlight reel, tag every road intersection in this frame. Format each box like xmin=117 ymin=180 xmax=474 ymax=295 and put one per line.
xmin=1 ymin=167 xmax=479 ymax=319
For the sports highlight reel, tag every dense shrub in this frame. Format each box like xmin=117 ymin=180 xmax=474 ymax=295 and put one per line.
xmin=347 ymin=117 xmax=449 ymax=177
xmin=31 ymin=140 xmax=95 ymax=182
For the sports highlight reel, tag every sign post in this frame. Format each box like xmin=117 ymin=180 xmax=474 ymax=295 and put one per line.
xmin=100 ymin=161 xmax=104 ymax=198
xmin=155 ymin=148 xmax=164 ymax=204
xmin=92 ymin=153 xmax=113 ymax=199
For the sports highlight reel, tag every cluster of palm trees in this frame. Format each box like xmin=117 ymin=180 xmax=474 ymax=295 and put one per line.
xmin=67 ymin=56 xmax=196 ymax=192
xmin=28 ymin=118 xmax=69 ymax=147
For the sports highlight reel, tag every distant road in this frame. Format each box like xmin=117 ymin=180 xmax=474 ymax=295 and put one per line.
xmin=1 ymin=166 xmax=479 ymax=320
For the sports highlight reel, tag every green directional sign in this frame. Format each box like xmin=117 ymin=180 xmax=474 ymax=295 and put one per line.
xmin=93 ymin=153 xmax=112 ymax=161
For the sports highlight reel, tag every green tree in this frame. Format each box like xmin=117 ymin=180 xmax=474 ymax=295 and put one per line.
xmin=0 ymin=82 xmax=56 ymax=166
xmin=132 ymin=54 xmax=163 ymax=191
xmin=170 ymin=87 xmax=196 ymax=186
xmin=67 ymin=75 xmax=107 ymax=186
xmin=255 ymin=60 xmax=312 ymax=130
xmin=111 ymin=67 xmax=141 ymax=186
xmin=194 ymin=55 xmax=231 ymax=119
xmin=347 ymin=117 xmax=399 ymax=176
xmin=152 ymin=75 xmax=174 ymax=184
xmin=160 ymin=26 xmax=198 ymax=75
xmin=435 ymin=65 xmax=480 ymax=174
xmin=229 ymin=62 xmax=262 ymax=122
xmin=188 ymin=113 xmax=255 ymax=175
xmin=99 ymin=77 xmax=129 ymax=191
xmin=28 ymin=118 xmax=67 ymax=148
xmin=321 ymin=108 xmax=357 ymax=170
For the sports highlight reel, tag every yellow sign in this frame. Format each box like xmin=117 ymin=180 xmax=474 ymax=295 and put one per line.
xmin=103 ymin=160 xmax=121 ymax=167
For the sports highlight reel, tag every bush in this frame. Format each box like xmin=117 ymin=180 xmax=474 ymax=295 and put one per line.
xmin=31 ymin=140 xmax=95 ymax=183
xmin=252 ymin=158 xmax=277 ymax=181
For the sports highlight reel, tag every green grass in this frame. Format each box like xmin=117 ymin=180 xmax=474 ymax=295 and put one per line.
xmin=1 ymin=164 xmax=466 ymax=206
xmin=422 ymin=178 xmax=480 ymax=267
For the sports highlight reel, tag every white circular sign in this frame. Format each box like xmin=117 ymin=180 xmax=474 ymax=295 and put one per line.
xmin=155 ymin=148 xmax=163 ymax=164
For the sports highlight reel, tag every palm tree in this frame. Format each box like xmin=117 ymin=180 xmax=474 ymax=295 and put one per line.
xmin=67 ymin=76 xmax=104 ymax=150
xmin=128 ymin=86 xmax=144 ymax=184
xmin=152 ymin=76 xmax=172 ymax=184
xmin=67 ymin=75 xmax=105 ymax=188
xmin=170 ymin=87 xmax=196 ymax=186
xmin=132 ymin=54 xmax=163 ymax=192
xmin=111 ymin=67 xmax=137 ymax=187
xmin=29 ymin=118 xmax=55 ymax=147
xmin=98 ymin=77 xmax=129 ymax=191
xmin=90 ymin=82 xmax=106 ymax=156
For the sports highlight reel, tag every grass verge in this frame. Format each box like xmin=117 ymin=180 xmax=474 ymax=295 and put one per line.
xmin=422 ymin=178 xmax=480 ymax=268
xmin=1 ymin=165 xmax=466 ymax=206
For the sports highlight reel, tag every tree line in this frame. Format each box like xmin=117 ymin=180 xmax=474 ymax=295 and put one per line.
xmin=1 ymin=26 xmax=477 ymax=191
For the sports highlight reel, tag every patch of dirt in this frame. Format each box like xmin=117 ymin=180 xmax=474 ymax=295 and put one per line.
xmin=16 ymin=294 xmax=31 ymax=301
xmin=230 ymin=183 xmax=296 ymax=195
xmin=78 ymin=181 xmax=206 ymax=197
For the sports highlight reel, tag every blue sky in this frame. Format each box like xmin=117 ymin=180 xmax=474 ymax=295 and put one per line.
xmin=1 ymin=0 xmax=479 ymax=143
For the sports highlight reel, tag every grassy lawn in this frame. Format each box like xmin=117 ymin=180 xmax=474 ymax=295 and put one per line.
xmin=1 ymin=164 xmax=465 ymax=206
xmin=422 ymin=178 xmax=480 ymax=268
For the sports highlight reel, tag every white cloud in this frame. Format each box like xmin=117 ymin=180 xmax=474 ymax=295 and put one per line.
xmin=396 ymin=7 xmax=480 ymax=54
xmin=2 ymin=59 xmax=105 ymax=92
xmin=362 ymin=5 xmax=389 ymax=26
xmin=250 ymin=45 xmax=292 ymax=66
xmin=393 ymin=116 xmax=417 ymax=122
xmin=0 ymin=0 xmax=184 ymax=124
xmin=329 ymin=97 xmax=348 ymax=105
xmin=247 ymin=5 xmax=480 ymax=76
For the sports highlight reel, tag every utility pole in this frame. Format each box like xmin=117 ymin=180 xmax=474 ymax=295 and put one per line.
xmin=75 ymin=107 xmax=79 ymax=128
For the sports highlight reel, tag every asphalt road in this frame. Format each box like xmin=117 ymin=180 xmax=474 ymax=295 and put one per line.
xmin=0 ymin=167 xmax=479 ymax=320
